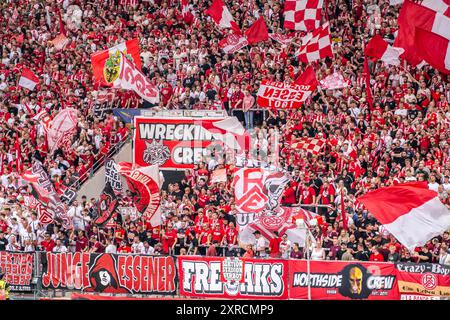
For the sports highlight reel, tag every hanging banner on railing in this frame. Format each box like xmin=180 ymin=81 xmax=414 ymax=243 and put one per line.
xmin=134 ymin=117 xmax=248 ymax=170
xmin=178 ymin=256 xmax=289 ymax=299
xmin=289 ymin=260 xmax=399 ymax=300
xmin=41 ymin=253 xmax=176 ymax=294
xmin=0 ymin=252 xmax=34 ymax=292
xmin=395 ymin=263 xmax=450 ymax=298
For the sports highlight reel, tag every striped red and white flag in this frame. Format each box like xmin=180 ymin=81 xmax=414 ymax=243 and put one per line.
xmin=19 ymin=68 xmax=39 ymax=90
xmin=357 ymin=182 xmax=450 ymax=250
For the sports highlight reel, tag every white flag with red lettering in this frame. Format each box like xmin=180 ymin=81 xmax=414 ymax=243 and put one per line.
xmin=113 ymin=52 xmax=159 ymax=104
xmin=219 ymin=34 xmax=248 ymax=54
xmin=319 ymin=72 xmax=351 ymax=90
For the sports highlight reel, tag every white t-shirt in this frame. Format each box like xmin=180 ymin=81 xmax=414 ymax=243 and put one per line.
xmin=428 ymin=182 xmax=440 ymax=192
xmin=132 ymin=242 xmax=145 ymax=254
xmin=105 ymin=244 xmax=117 ymax=254
xmin=255 ymin=237 xmax=267 ymax=257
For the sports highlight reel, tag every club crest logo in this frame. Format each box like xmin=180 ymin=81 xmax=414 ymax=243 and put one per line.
xmin=143 ymin=140 xmax=170 ymax=166
xmin=221 ymin=257 xmax=245 ymax=296
xmin=104 ymin=50 xmax=122 ymax=83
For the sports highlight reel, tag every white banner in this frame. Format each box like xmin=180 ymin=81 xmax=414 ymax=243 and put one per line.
xmin=256 ymin=79 xmax=313 ymax=108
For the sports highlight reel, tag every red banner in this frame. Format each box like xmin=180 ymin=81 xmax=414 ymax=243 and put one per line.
xmin=134 ymin=117 xmax=248 ymax=170
xmin=289 ymin=260 xmax=399 ymax=300
xmin=256 ymin=79 xmax=312 ymax=109
xmin=0 ymin=252 xmax=33 ymax=292
xmin=178 ymin=256 xmax=289 ymax=299
xmin=41 ymin=253 xmax=176 ymax=294
xmin=395 ymin=263 xmax=450 ymax=298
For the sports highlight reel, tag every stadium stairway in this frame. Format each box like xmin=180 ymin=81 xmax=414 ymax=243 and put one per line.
xmin=75 ymin=140 xmax=132 ymax=200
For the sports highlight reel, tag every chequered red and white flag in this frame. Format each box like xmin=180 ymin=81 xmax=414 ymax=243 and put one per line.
xmin=291 ymin=138 xmax=326 ymax=155
xmin=284 ymin=0 xmax=324 ymax=31
xmin=296 ymin=22 xmax=333 ymax=63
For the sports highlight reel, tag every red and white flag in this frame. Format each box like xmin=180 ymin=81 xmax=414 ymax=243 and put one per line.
xmin=205 ymin=0 xmax=241 ymax=34
xmin=219 ymin=34 xmax=248 ymax=54
xmin=91 ymin=39 xmax=142 ymax=87
xmin=232 ymin=168 xmax=290 ymax=214
xmin=181 ymin=0 xmax=194 ymax=24
xmin=292 ymin=138 xmax=326 ymax=155
xmin=284 ymin=0 xmax=324 ymax=31
xmin=239 ymin=207 xmax=317 ymax=247
xmin=343 ymin=140 xmax=357 ymax=160
xmin=269 ymin=33 xmax=295 ymax=46
xmin=47 ymin=108 xmax=78 ymax=154
xmin=245 ymin=16 xmax=269 ymax=45
xmin=296 ymin=22 xmax=333 ymax=63
xmin=294 ymin=65 xmax=319 ymax=89
xmin=357 ymin=182 xmax=450 ymax=250
xmin=49 ymin=33 xmax=69 ymax=51
xmin=319 ymin=72 xmax=350 ymax=90
xmin=256 ymin=79 xmax=313 ymax=109
xmin=33 ymin=110 xmax=52 ymax=134
xmin=210 ymin=168 xmax=227 ymax=184
xmin=365 ymin=35 xmax=405 ymax=66
xmin=117 ymin=162 xmax=162 ymax=226
xmin=395 ymin=0 xmax=450 ymax=72
xmin=110 ymin=52 xmax=159 ymax=104
xmin=19 ymin=68 xmax=39 ymax=90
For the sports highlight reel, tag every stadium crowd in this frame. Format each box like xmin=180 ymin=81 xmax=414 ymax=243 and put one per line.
xmin=0 ymin=0 xmax=449 ymax=266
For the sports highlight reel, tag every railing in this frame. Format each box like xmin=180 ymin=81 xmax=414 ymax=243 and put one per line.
xmin=62 ymin=135 xmax=131 ymax=199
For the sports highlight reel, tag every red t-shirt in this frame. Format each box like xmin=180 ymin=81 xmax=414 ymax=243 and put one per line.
xmin=211 ymin=229 xmax=224 ymax=243
xmin=117 ymin=245 xmax=132 ymax=254
xmin=162 ymin=229 xmax=177 ymax=253
xmin=41 ymin=239 xmax=55 ymax=252
xmin=225 ymin=228 xmax=238 ymax=245
xmin=269 ymin=237 xmax=281 ymax=254
xmin=370 ymin=252 xmax=385 ymax=262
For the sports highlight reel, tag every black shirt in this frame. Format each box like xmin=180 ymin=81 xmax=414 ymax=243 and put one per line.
xmin=418 ymin=251 xmax=433 ymax=263
xmin=0 ymin=237 xmax=7 ymax=251
xmin=354 ymin=250 xmax=370 ymax=261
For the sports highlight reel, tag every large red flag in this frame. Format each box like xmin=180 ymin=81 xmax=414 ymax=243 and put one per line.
xmin=294 ymin=65 xmax=319 ymax=89
xmin=245 ymin=16 xmax=269 ymax=45
xmin=364 ymin=35 xmax=404 ymax=66
xmin=357 ymin=182 xmax=450 ymax=250
xmin=415 ymin=25 xmax=450 ymax=74
xmin=394 ymin=0 xmax=450 ymax=69
xmin=91 ymin=39 xmax=141 ymax=87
